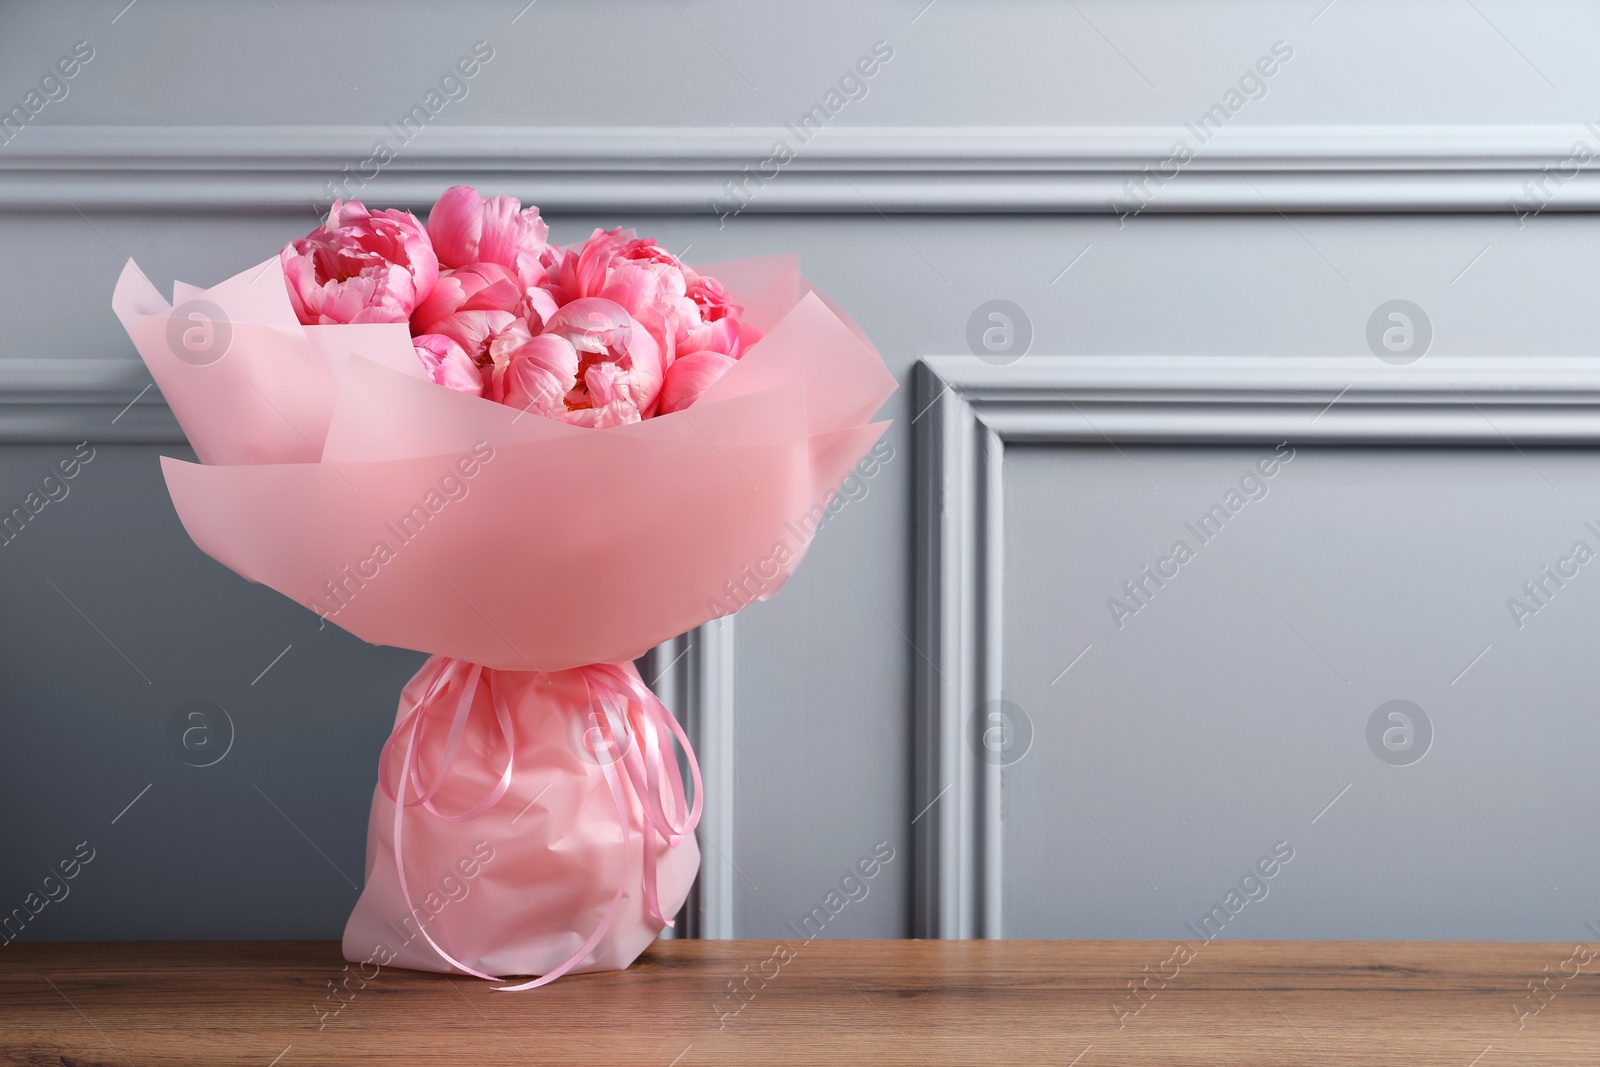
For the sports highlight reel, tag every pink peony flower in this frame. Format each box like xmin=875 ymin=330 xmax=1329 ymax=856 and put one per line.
xmin=426 ymin=186 xmax=550 ymax=289
xmin=281 ymin=200 xmax=438 ymax=325
xmin=679 ymin=272 xmax=758 ymax=359
xmin=489 ymin=322 xmax=579 ymax=419
xmin=542 ymin=298 xmax=665 ymax=427
xmin=412 ymin=334 xmax=486 ymax=396
xmin=657 ymin=351 xmax=737 ymax=414
xmin=542 ymin=229 xmax=698 ymax=364
xmin=410 ymin=262 xmax=526 ymax=365
xmin=539 ymin=227 xmax=627 ymax=306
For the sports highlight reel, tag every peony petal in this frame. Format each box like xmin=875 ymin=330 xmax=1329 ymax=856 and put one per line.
xmin=545 ymin=297 xmax=634 ymax=354
xmin=524 ymin=285 xmax=560 ymax=328
xmin=427 ymin=186 xmax=549 ymax=289
xmin=426 ymin=186 xmax=485 ymax=269
xmin=409 ymin=272 xmax=467 ymax=335
xmin=492 ymin=332 xmax=578 ymax=417
xmin=478 ymin=194 xmax=550 ymax=269
xmin=658 ymin=351 xmax=737 ymax=414
xmin=412 ymin=333 xmax=486 ymax=396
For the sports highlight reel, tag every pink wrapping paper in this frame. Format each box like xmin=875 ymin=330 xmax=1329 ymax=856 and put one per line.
xmin=114 ymin=255 xmax=895 ymax=670
xmin=113 ymin=249 xmax=895 ymax=982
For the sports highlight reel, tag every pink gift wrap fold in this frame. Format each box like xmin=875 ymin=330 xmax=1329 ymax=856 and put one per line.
xmin=113 ymin=251 xmax=896 ymax=983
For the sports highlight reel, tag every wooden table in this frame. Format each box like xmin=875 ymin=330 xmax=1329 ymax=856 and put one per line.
xmin=4 ymin=939 xmax=1597 ymax=1065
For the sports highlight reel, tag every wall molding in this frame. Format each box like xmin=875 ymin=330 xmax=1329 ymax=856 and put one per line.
xmin=0 ymin=358 xmax=180 ymax=443
xmin=6 ymin=124 xmax=1600 ymax=214
xmin=912 ymin=353 xmax=1600 ymax=938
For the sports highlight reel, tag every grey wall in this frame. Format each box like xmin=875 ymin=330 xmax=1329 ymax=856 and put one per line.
xmin=3 ymin=0 xmax=1600 ymax=945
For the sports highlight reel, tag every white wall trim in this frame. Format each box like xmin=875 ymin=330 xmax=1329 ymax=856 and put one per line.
xmin=912 ymin=353 xmax=1600 ymax=938
xmin=0 ymin=359 xmax=180 ymax=443
xmin=6 ymin=124 xmax=1600 ymax=214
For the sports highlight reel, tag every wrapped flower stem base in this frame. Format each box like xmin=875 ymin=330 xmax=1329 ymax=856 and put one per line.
xmin=346 ymin=657 xmax=700 ymax=985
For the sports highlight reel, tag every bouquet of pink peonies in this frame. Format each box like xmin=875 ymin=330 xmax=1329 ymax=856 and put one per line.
xmin=112 ymin=187 xmax=894 ymax=987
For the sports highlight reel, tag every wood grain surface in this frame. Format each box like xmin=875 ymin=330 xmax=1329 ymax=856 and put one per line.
xmin=3 ymin=939 xmax=1598 ymax=1065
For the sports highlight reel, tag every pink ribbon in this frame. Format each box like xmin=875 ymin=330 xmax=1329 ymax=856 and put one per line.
xmin=377 ymin=657 xmax=702 ymax=990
